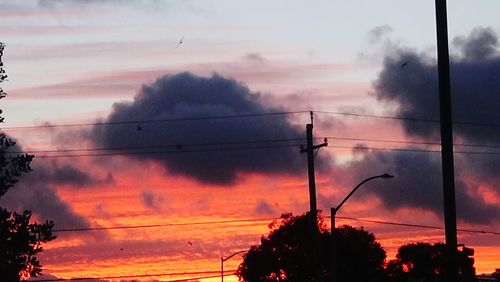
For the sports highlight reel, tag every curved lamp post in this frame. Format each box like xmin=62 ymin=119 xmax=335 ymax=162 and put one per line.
xmin=330 ymin=173 xmax=394 ymax=282
xmin=221 ymin=249 xmax=247 ymax=282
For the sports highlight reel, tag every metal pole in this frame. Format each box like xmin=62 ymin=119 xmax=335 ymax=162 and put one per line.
xmin=330 ymin=207 xmax=337 ymax=282
xmin=330 ymin=174 xmax=393 ymax=282
xmin=434 ymin=1 xmax=458 ymax=281
xmin=221 ymin=257 xmax=224 ymax=282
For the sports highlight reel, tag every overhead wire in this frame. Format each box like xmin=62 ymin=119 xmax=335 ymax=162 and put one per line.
xmin=3 ymin=110 xmax=500 ymax=130
xmin=2 ymin=110 xmax=310 ymax=130
xmin=31 ymin=143 xmax=304 ymax=158
xmin=3 ymin=134 xmax=499 ymax=158
xmin=18 ymin=144 xmax=500 ymax=158
xmin=334 ymin=216 xmax=500 ymax=235
xmin=53 ymin=217 xmax=275 ymax=232
xmin=51 ymin=215 xmax=500 ymax=236
xmin=315 ymin=110 xmax=500 ymax=128
xmin=7 ymin=137 xmax=305 ymax=155
xmin=31 ymin=270 xmax=237 ymax=282
xmin=325 ymin=145 xmax=500 ymax=156
xmin=37 ymin=216 xmax=500 ymax=281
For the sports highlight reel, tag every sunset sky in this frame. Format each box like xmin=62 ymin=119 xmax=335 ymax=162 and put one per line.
xmin=1 ymin=0 xmax=500 ymax=281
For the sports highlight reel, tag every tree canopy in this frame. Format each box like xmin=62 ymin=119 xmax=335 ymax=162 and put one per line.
xmin=236 ymin=212 xmax=387 ymax=282
xmin=386 ymin=242 xmax=476 ymax=282
xmin=0 ymin=42 xmax=56 ymax=281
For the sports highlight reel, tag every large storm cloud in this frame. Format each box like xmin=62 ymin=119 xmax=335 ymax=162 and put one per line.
xmin=92 ymin=72 xmax=327 ymax=185
xmin=373 ymin=27 xmax=500 ymax=144
xmin=353 ymin=27 xmax=500 ymax=224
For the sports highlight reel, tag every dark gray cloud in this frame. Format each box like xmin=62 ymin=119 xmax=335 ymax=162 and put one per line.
xmin=373 ymin=26 xmax=500 ymax=144
xmin=342 ymin=149 xmax=500 ymax=224
xmin=361 ymin=26 xmax=500 ymax=224
xmin=141 ymin=190 xmax=163 ymax=210
xmin=453 ymin=27 xmax=499 ymax=61
xmin=92 ymin=72 xmax=329 ymax=185
xmin=254 ymin=200 xmax=277 ymax=216
xmin=28 ymin=160 xmax=114 ymax=187
xmin=368 ymin=25 xmax=393 ymax=45
xmin=0 ymin=183 xmax=92 ymax=230
xmin=372 ymin=27 xmax=500 ymax=184
xmin=0 ymin=136 xmax=97 ymax=233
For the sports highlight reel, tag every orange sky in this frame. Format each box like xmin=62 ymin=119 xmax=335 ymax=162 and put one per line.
xmin=2 ymin=1 xmax=500 ymax=281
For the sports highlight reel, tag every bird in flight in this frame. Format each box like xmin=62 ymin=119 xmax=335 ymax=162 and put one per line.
xmin=187 ymin=241 xmax=193 ymax=246
xmin=176 ymin=36 xmax=184 ymax=48
xmin=400 ymin=61 xmax=408 ymax=68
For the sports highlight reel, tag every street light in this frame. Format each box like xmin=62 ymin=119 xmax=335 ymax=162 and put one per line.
xmin=221 ymin=249 xmax=247 ymax=282
xmin=330 ymin=173 xmax=394 ymax=282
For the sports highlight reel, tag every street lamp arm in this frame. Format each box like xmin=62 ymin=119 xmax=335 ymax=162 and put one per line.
xmin=335 ymin=173 xmax=393 ymax=212
xmin=222 ymin=250 xmax=247 ymax=262
xmin=221 ymin=250 xmax=248 ymax=282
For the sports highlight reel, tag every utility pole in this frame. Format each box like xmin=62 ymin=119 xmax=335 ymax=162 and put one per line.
xmin=300 ymin=112 xmax=328 ymax=281
xmin=435 ymin=1 xmax=458 ymax=281
xmin=301 ymin=112 xmax=328 ymax=217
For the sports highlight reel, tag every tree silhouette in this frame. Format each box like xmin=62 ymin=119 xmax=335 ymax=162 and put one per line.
xmin=236 ymin=212 xmax=386 ymax=282
xmin=0 ymin=42 xmax=56 ymax=281
xmin=386 ymin=242 xmax=476 ymax=282
xmin=334 ymin=224 xmax=387 ymax=282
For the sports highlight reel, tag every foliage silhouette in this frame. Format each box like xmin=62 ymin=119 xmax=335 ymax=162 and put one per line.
xmin=0 ymin=42 xmax=56 ymax=281
xmin=236 ymin=212 xmax=386 ymax=282
xmin=386 ymin=242 xmax=476 ymax=282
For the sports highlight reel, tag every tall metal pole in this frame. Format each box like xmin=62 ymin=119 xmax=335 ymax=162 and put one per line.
xmin=221 ymin=257 xmax=224 ymax=282
xmin=435 ymin=1 xmax=458 ymax=281
xmin=330 ymin=174 xmax=393 ymax=282
xmin=221 ymin=250 xmax=247 ymax=282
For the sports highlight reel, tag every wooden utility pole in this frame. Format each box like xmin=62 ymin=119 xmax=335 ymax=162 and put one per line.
xmin=301 ymin=112 xmax=328 ymax=217
xmin=300 ymin=112 xmax=328 ymax=281
xmin=435 ymin=1 xmax=458 ymax=281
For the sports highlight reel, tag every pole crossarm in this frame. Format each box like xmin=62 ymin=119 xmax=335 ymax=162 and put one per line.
xmin=300 ymin=142 xmax=328 ymax=154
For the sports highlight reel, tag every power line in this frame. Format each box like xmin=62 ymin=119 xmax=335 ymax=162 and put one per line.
xmin=6 ymin=136 xmax=500 ymax=157
xmin=316 ymin=110 xmax=500 ymax=128
xmin=3 ymin=110 xmax=500 ymax=131
xmin=2 ymin=110 xmax=309 ymax=130
xmin=326 ymin=145 xmax=500 ymax=156
xmin=315 ymin=110 xmax=440 ymax=123
xmin=8 ymin=138 xmax=304 ymax=155
xmin=52 ymin=216 xmax=500 ymax=236
xmin=32 ymin=143 xmax=304 ymax=158
xmin=53 ymin=217 xmax=275 ymax=232
xmin=21 ymin=143 xmax=500 ymax=159
xmin=165 ymin=274 xmax=236 ymax=282
xmin=323 ymin=136 xmax=500 ymax=148
xmin=335 ymin=216 xmax=500 ymax=235
xmin=5 ymin=135 xmax=499 ymax=157
xmin=31 ymin=270 xmax=237 ymax=282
